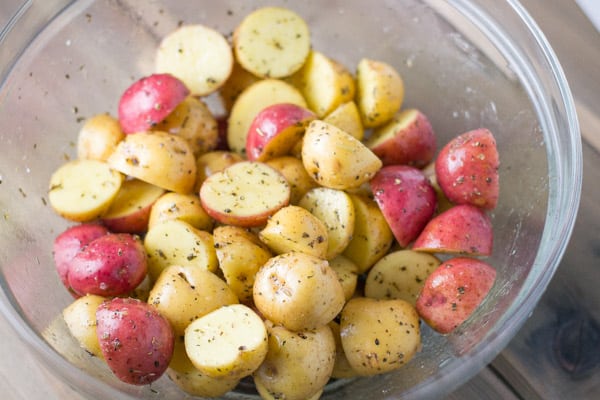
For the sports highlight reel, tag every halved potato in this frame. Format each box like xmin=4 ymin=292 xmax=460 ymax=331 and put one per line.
xmin=329 ymin=255 xmax=359 ymax=302
xmin=219 ymin=61 xmax=261 ymax=113
xmin=62 ymin=294 xmax=106 ymax=358
xmin=148 ymin=192 xmax=213 ymax=232
xmin=195 ymin=150 xmax=244 ymax=192
xmin=77 ymin=113 xmax=125 ymax=161
xmin=265 ymin=156 xmax=317 ymax=205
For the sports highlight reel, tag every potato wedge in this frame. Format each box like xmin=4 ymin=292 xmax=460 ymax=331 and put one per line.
xmin=148 ymin=192 xmax=213 ymax=232
xmin=156 ymin=24 xmax=233 ymax=96
xmin=301 ymin=120 xmax=382 ymax=190
xmin=62 ymin=294 xmax=106 ymax=358
xmin=144 ymin=219 xmax=218 ymax=281
xmin=77 ymin=113 xmax=124 ymax=161
xmin=364 ymin=250 xmax=441 ymax=306
xmin=356 ymin=58 xmax=404 ymax=128
xmin=48 ymin=159 xmax=123 ymax=222
xmin=253 ymin=252 xmax=345 ymax=331
xmin=185 ymin=304 xmax=268 ymax=379
xmin=340 ymin=297 xmax=420 ymax=376
xmin=323 ymin=101 xmax=364 ymax=140
xmin=342 ymin=194 xmax=394 ymax=273
xmin=233 ymin=7 xmax=311 ymax=79
xmin=200 ymin=161 xmax=290 ymax=228
xmin=214 ymin=225 xmax=273 ymax=304
xmin=265 ymin=156 xmax=317 ymax=205
xmin=227 ymin=79 xmax=307 ymax=154
xmin=107 ymin=130 xmax=196 ymax=194
xmin=298 ymin=187 xmax=355 ymax=259
xmin=259 ymin=205 xmax=329 ymax=258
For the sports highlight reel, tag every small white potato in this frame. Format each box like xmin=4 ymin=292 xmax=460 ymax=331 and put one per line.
xmin=148 ymin=192 xmax=213 ymax=232
xmin=156 ymin=24 xmax=233 ymax=96
xmin=77 ymin=113 xmax=124 ymax=161
xmin=253 ymin=252 xmax=345 ymax=331
xmin=107 ymin=130 xmax=196 ymax=194
xmin=259 ymin=205 xmax=329 ymax=258
xmin=48 ymin=159 xmax=123 ymax=222
xmin=265 ymin=156 xmax=317 ymax=205
xmin=329 ymin=255 xmax=359 ymax=302
xmin=356 ymin=58 xmax=404 ymax=128
xmin=148 ymin=265 xmax=238 ymax=336
xmin=144 ymin=219 xmax=218 ymax=281
xmin=185 ymin=304 xmax=268 ymax=379
xmin=227 ymin=79 xmax=306 ymax=154
xmin=323 ymin=101 xmax=364 ymax=140
xmin=62 ymin=294 xmax=106 ymax=358
xmin=365 ymin=250 xmax=441 ymax=306
xmin=298 ymin=187 xmax=355 ymax=259
xmin=233 ymin=7 xmax=311 ymax=79
xmin=301 ymin=120 xmax=382 ymax=190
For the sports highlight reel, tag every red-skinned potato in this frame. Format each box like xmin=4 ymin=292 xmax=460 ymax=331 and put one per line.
xmin=118 ymin=73 xmax=189 ymax=134
xmin=68 ymin=233 xmax=147 ymax=297
xmin=413 ymin=204 xmax=493 ymax=256
xmin=246 ymin=103 xmax=316 ymax=162
xmin=366 ymin=108 xmax=436 ymax=168
xmin=435 ymin=128 xmax=499 ymax=210
xmin=370 ymin=165 xmax=437 ymax=247
xmin=416 ymin=257 xmax=496 ymax=334
xmin=53 ymin=223 xmax=109 ymax=293
xmin=96 ymin=297 xmax=174 ymax=385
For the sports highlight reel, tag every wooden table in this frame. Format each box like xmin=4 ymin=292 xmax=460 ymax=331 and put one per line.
xmin=1 ymin=0 xmax=599 ymax=399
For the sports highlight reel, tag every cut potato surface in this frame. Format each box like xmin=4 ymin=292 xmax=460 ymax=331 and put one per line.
xmin=227 ymin=79 xmax=307 ymax=154
xmin=233 ymin=7 xmax=311 ymax=78
xmin=62 ymin=294 xmax=106 ymax=358
xmin=77 ymin=113 xmax=124 ymax=161
xmin=185 ymin=304 xmax=268 ymax=379
xmin=156 ymin=24 xmax=233 ymax=96
xmin=323 ymin=101 xmax=364 ymax=141
xmin=148 ymin=192 xmax=213 ymax=231
xmin=48 ymin=159 xmax=123 ymax=222
xmin=199 ymin=161 xmax=290 ymax=227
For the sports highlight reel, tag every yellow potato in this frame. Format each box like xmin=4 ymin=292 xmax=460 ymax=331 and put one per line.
xmin=265 ymin=156 xmax=317 ymax=205
xmin=301 ymin=120 xmax=382 ymax=190
xmin=253 ymin=252 xmax=345 ymax=331
xmin=365 ymin=250 xmax=441 ymax=306
xmin=195 ymin=150 xmax=244 ymax=192
xmin=154 ymin=96 xmax=218 ymax=157
xmin=298 ymin=187 xmax=355 ymax=259
xmin=219 ymin=61 xmax=261 ymax=113
xmin=233 ymin=7 xmax=311 ymax=79
xmin=77 ymin=113 xmax=124 ymax=161
xmin=148 ymin=192 xmax=213 ymax=232
xmin=185 ymin=304 xmax=268 ymax=379
xmin=328 ymin=320 xmax=359 ymax=379
xmin=156 ymin=24 xmax=233 ymax=96
xmin=227 ymin=79 xmax=306 ymax=154
xmin=342 ymin=194 xmax=394 ymax=273
xmin=144 ymin=219 xmax=218 ymax=281
xmin=62 ymin=294 xmax=106 ymax=358
xmin=329 ymin=255 xmax=359 ymax=302
xmin=255 ymin=379 xmax=322 ymax=400
xmin=340 ymin=297 xmax=421 ymax=376
xmin=356 ymin=58 xmax=404 ymax=128
xmin=107 ymin=130 xmax=196 ymax=194
xmin=290 ymin=50 xmax=355 ymax=117
xmin=148 ymin=265 xmax=238 ymax=336
xmin=48 ymin=159 xmax=123 ymax=222
xmin=213 ymin=225 xmax=273 ymax=304
xmin=323 ymin=101 xmax=364 ymax=140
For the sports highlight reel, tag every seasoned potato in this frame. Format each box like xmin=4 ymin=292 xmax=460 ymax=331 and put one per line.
xmin=62 ymin=294 xmax=106 ymax=358
xmin=328 ymin=320 xmax=359 ymax=379
xmin=185 ymin=304 xmax=268 ymax=379
xmin=195 ymin=150 xmax=244 ymax=191
xmin=302 ymin=120 xmax=382 ymax=190
xmin=340 ymin=297 xmax=420 ymax=376
xmin=255 ymin=380 xmax=322 ymax=400
xmin=154 ymin=96 xmax=218 ymax=157
xmin=48 ymin=159 xmax=123 ymax=222
xmin=265 ymin=156 xmax=317 ymax=205
xmin=77 ymin=113 xmax=124 ymax=161
xmin=144 ymin=219 xmax=218 ymax=281
xmin=219 ymin=61 xmax=261 ymax=113
xmin=342 ymin=194 xmax=394 ymax=273
xmin=298 ymin=187 xmax=355 ymax=259
xmin=323 ymin=101 xmax=364 ymax=140
xmin=227 ymin=79 xmax=307 ymax=154
xmin=148 ymin=265 xmax=238 ymax=336
xmin=364 ymin=250 xmax=440 ymax=306
xmin=259 ymin=205 xmax=329 ymax=258
xmin=329 ymin=255 xmax=359 ymax=302
xmin=107 ymin=130 xmax=196 ymax=194
xmin=214 ymin=226 xmax=273 ymax=304
xmin=356 ymin=58 xmax=404 ymax=128
xmin=156 ymin=24 xmax=233 ymax=96
xmin=253 ymin=321 xmax=335 ymax=400
xmin=148 ymin=192 xmax=213 ymax=232
xmin=233 ymin=7 xmax=311 ymax=79
xmin=253 ymin=252 xmax=345 ymax=331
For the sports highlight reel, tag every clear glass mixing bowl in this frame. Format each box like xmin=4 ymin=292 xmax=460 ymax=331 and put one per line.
xmin=0 ymin=0 xmax=582 ymax=399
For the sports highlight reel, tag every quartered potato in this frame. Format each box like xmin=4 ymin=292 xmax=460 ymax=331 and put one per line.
xmin=323 ymin=100 xmax=364 ymax=141
xmin=48 ymin=159 xmax=123 ymax=222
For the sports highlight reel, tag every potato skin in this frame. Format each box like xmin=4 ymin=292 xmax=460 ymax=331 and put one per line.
xmin=67 ymin=233 xmax=147 ymax=297
xmin=96 ymin=297 xmax=174 ymax=385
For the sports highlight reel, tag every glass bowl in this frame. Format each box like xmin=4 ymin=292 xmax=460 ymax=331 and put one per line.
xmin=0 ymin=0 xmax=582 ymax=399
